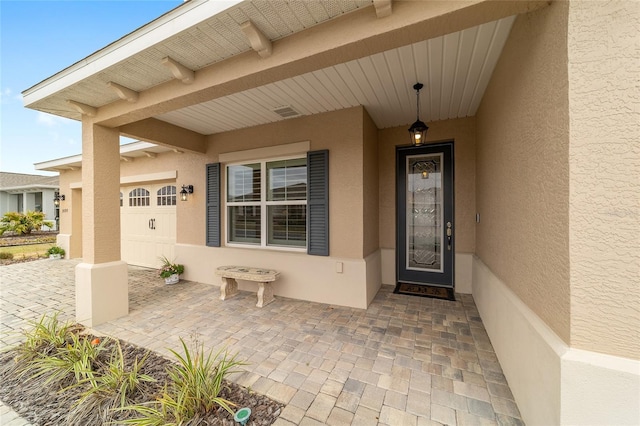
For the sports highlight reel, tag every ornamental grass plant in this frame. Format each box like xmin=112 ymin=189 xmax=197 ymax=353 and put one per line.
xmin=0 ymin=313 xmax=264 ymax=425
xmin=120 ymin=338 xmax=246 ymax=425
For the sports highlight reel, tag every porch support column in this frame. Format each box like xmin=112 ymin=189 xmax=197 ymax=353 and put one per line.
xmin=75 ymin=117 xmax=128 ymax=327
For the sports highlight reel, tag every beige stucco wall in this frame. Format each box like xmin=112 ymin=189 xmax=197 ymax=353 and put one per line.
xmin=378 ymin=117 xmax=477 ymax=253
xmin=567 ymin=0 xmax=640 ymax=359
xmin=58 ymin=107 xmax=372 ymax=263
xmin=118 ymin=151 xmax=205 ymax=247
xmin=202 ymin=107 xmax=367 ymax=259
xmin=57 ymin=169 xmax=79 ymax=235
xmin=363 ymin=108 xmax=380 ymax=258
xmin=81 ymin=122 xmax=122 ymax=264
xmin=475 ymin=2 xmax=571 ymax=344
xmin=56 ymin=168 xmax=83 ymax=258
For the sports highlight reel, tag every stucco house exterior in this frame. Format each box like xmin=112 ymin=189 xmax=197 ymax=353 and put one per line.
xmin=0 ymin=172 xmax=59 ymax=230
xmin=25 ymin=1 xmax=638 ymax=424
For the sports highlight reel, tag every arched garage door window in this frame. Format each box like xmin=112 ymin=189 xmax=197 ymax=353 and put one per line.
xmin=157 ymin=185 xmax=176 ymax=206
xmin=129 ymin=188 xmax=150 ymax=207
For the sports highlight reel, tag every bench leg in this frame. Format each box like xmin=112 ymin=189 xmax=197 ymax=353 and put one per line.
xmin=220 ymin=277 xmax=238 ymax=300
xmin=256 ymin=282 xmax=274 ymax=308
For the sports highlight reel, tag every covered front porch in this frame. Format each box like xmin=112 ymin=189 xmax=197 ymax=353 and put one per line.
xmin=23 ymin=0 xmax=640 ymax=424
xmin=0 ymin=259 xmax=522 ymax=425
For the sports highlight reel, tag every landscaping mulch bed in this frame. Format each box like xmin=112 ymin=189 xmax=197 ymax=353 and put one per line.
xmin=0 ymin=255 xmax=46 ymax=265
xmin=0 ymin=331 xmax=283 ymax=426
xmin=0 ymin=231 xmax=58 ymax=265
xmin=0 ymin=231 xmax=58 ymax=247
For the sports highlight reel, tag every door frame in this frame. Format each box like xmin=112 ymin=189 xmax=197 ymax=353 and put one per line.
xmin=396 ymin=141 xmax=455 ymax=289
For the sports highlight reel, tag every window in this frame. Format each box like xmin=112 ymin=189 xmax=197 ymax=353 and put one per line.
xmin=227 ymin=157 xmax=307 ymax=248
xmin=157 ymin=185 xmax=177 ymax=206
xmin=35 ymin=193 xmax=42 ymax=212
xmin=206 ymin=150 xmax=328 ymax=254
xmin=128 ymin=188 xmax=150 ymax=207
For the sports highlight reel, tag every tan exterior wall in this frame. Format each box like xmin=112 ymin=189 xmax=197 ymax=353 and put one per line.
xmin=117 ymin=151 xmax=205 ymax=247
xmin=81 ymin=122 xmax=122 ymax=264
xmin=567 ymin=0 xmax=640 ymax=359
xmin=206 ymin=107 xmax=366 ymax=259
xmin=55 ymin=169 xmax=83 ymax=259
xmin=378 ymin=117 xmax=477 ymax=253
xmin=69 ymin=188 xmax=82 ymax=259
xmin=475 ymin=2 xmax=571 ymax=343
xmin=363 ymin=108 xmax=379 ymax=258
xmin=58 ymin=107 xmax=371 ymax=263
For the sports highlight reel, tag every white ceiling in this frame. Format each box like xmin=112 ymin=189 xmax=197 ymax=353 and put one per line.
xmin=25 ymin=0 xmax=372 ymax=120
xmin=156 ymin=16 xmax=516 ymax=134
xmin=26 ymin=0 xmax=517 ymax=137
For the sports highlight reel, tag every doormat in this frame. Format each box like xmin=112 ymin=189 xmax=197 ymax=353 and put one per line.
xmin=394 ymin=282 xmax=455 ymax=301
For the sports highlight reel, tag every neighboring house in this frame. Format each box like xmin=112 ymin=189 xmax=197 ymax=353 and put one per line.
xmin=0 ymin=172 xmax=59 ymax=230
xmin=26 ymin=1 xmax=638 ymax=424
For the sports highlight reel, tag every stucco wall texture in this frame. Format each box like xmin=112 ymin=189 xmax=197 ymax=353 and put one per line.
xmin=568 ymin=0 xmax=640 ymax=359
xmin=207 ymin=107 xmax=366 ymax=259
xmin=476 ymin=2 xmax=571 ymax=344
xmin=81 ymin=122 xmax=122 ymax=264
xmin=363 ymin=108 xmax=380 ymax=258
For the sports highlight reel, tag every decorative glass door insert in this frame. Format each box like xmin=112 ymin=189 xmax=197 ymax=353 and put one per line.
xmin=407 ymin=154 xmax=443 ymax=272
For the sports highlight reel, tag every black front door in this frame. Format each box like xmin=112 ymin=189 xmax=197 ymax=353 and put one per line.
xmin=396 ymin=142 xmax=454 ymax=292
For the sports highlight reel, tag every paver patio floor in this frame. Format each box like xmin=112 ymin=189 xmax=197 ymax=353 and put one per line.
xmin=0 ymin=259 xmax=523 ymax=425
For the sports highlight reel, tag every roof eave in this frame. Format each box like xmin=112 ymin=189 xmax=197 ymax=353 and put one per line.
xmin=22 ymin=0 xmax=244 ymax=108
xmin=2 ymin=184 xmax=59 ymax=192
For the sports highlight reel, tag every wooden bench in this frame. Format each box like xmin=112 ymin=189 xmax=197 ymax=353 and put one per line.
xmin=215 ymin=266 xmax=280 ymax=308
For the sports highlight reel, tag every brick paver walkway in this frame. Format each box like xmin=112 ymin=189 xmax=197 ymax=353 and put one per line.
xmin=0 ymin=259 xmax=523 ymax=425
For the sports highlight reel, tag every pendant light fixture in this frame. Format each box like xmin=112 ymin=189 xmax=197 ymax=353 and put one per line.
xmin=408 ymin=83 xmax=428 ymax=145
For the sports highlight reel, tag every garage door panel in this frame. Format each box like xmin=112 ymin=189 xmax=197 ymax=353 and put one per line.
xmin=121 ymin=184 xmax=176 ymax=268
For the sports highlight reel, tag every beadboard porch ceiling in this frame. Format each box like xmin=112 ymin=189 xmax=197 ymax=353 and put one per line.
xmin=23 ymin=0 xmax=518 ymax=135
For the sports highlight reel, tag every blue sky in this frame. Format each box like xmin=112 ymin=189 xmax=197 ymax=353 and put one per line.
xmin=0 ymin=0 xmax=183 ymax=175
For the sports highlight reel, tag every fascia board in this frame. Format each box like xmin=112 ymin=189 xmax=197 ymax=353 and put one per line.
xmin=34 ymin=155 xmax=83 ymax=171
xmin=22 ymin=0 xmax=244 ymax=106
xmin=35 ymin=141 xmax=165 ymax=170
xmin=2 ymin=185 xmax=59 ymax=192
xmin=119 ymin=141 xmax=158 ymax=154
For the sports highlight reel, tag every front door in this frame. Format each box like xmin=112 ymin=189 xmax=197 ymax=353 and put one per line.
xmin=396 ymin=142 xmax=454 ymax=297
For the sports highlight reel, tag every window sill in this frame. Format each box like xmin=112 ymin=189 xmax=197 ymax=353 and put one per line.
xmin=225 ymin=242 xmax=306 ymax=254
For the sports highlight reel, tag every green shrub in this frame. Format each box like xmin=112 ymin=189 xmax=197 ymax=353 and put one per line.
xmin=0 ymin=251 xmax=13 ymax=260
xmin=46 ymin=245 xmax=66 ymax=256
xmin=0 ymin=211 xmax=53 ymax=235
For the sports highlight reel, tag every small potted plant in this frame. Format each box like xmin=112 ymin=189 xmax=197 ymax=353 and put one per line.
xmin=46 ymin=245 xmax=65 ymax=260
xmin=159 ymin=256 xmax=184 ymax=285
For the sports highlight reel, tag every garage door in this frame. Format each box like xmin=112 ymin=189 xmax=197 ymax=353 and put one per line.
xmin=121 ymin=183 xmax=176 ymax=268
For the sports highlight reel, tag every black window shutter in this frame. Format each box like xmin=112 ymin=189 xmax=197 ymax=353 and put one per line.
xmin=307 ymin=150 xmax=329 ymax=256
xmin=206 ymin=163 xmax=221 ymax=247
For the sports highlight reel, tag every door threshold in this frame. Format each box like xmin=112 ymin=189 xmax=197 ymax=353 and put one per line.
xmin=393 ymin=282 xmax=455 ymax=301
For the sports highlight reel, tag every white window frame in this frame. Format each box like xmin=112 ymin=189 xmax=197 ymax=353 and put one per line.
xmin=157 ymin=185 xmax=177 ymax=206
xmin=225 ymin=155 xmax=307 ymax=252
xmin=128 ymin=188 xmax=150 ymax=207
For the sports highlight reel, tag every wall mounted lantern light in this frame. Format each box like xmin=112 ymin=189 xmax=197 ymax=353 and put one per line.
xmin=180 ymin=185 xmax=194 ymax=201
xmin=53 ymin=192 xmax=65 ymax=207
xmin=408 ymin=82 xmax=428 ymax=145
